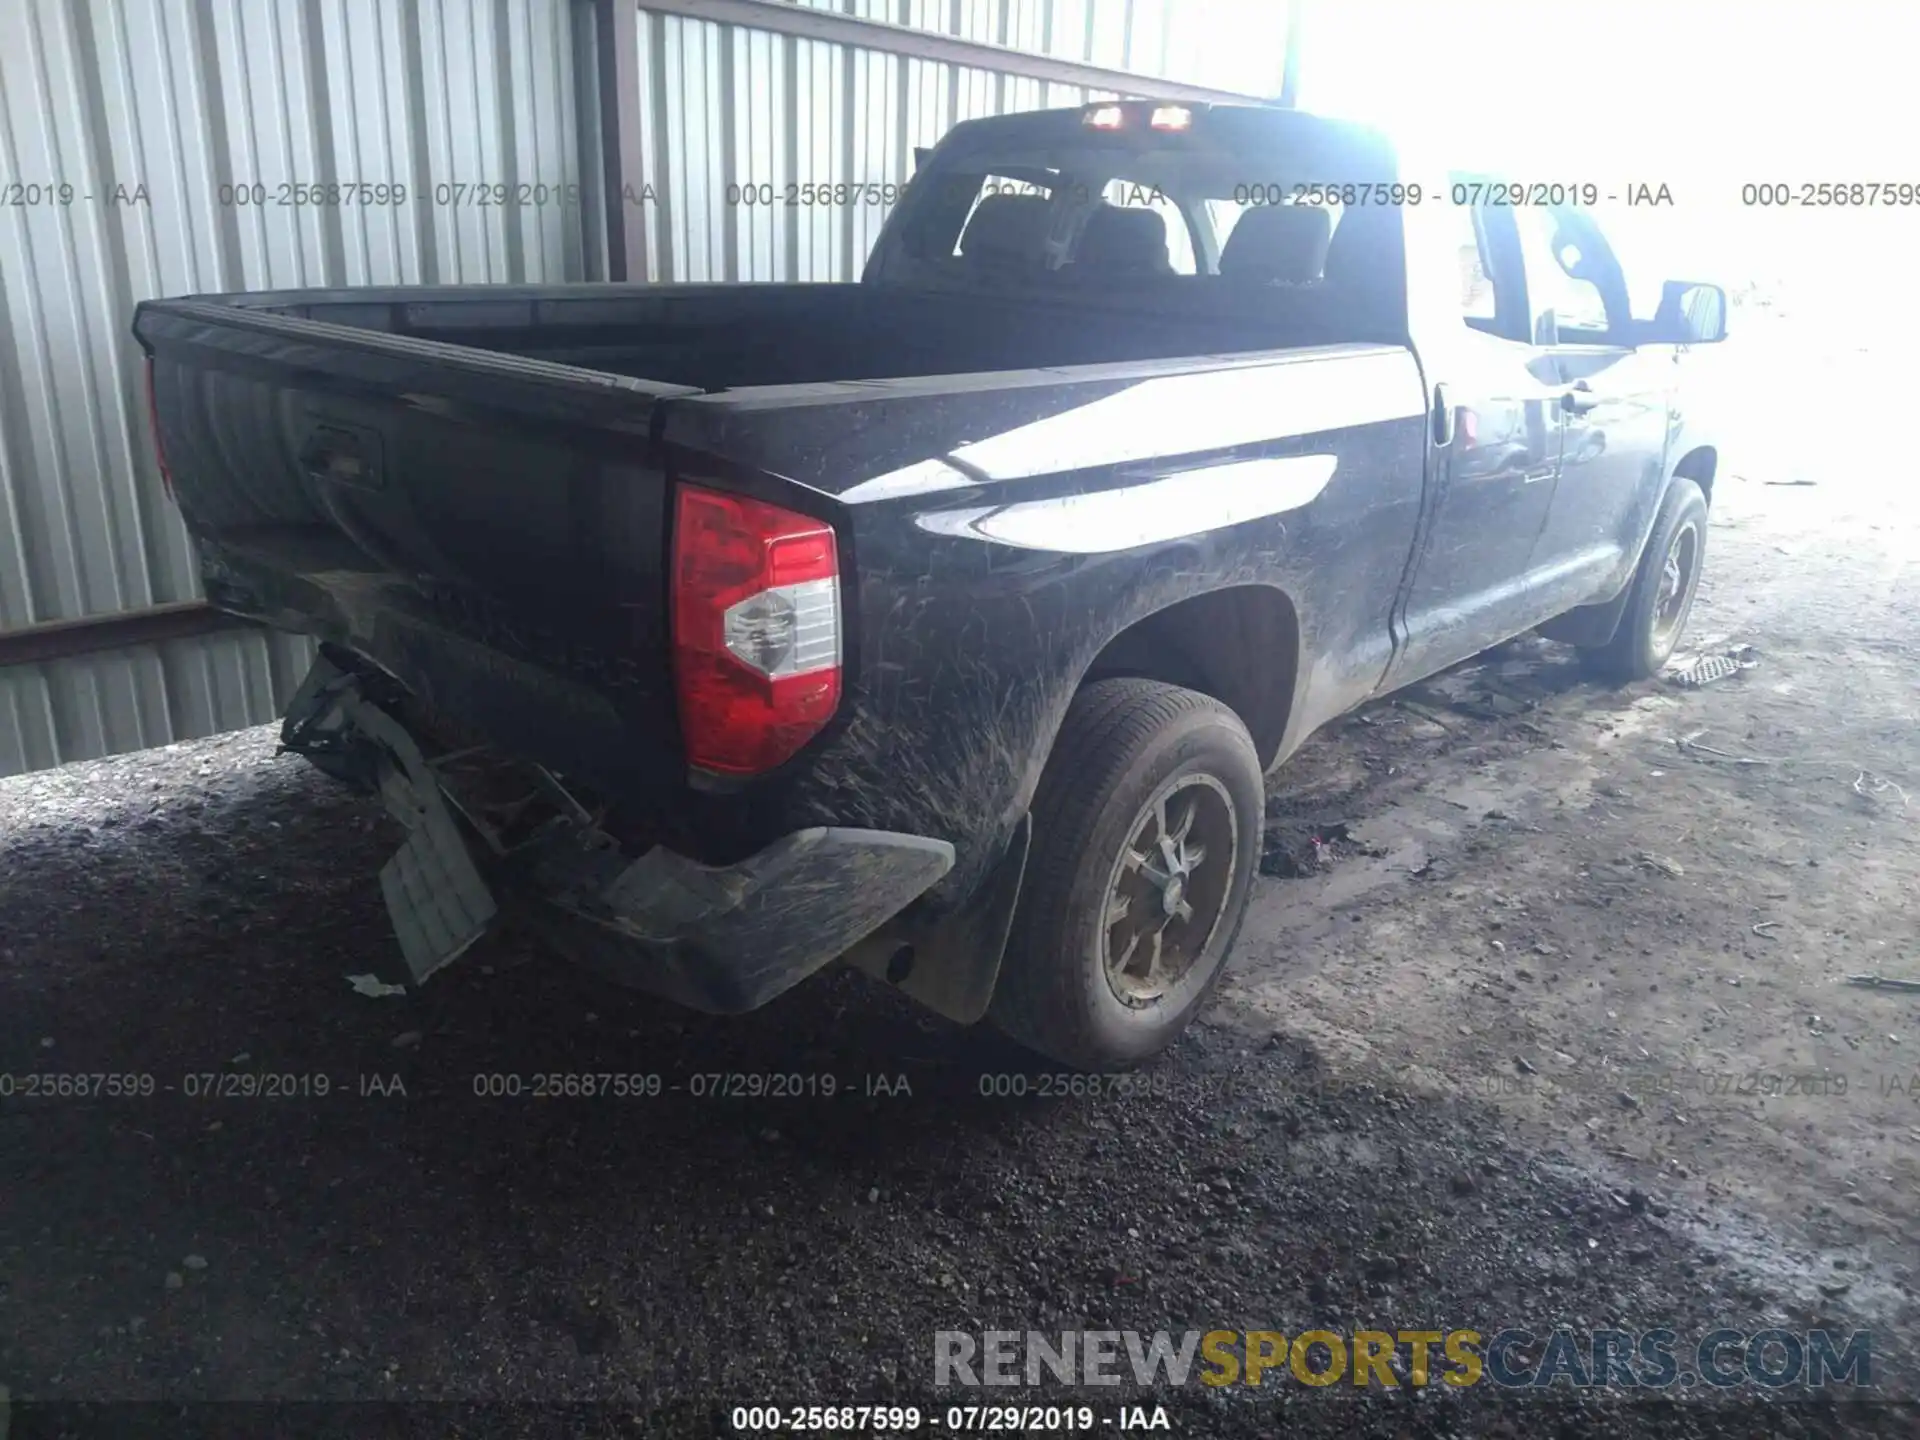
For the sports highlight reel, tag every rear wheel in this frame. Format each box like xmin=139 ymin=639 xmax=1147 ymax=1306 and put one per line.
xmin=989 ymin=679 xmax=1264 ymax=1071
xmin=1581 ymin=478 xmax=1708 ymax=682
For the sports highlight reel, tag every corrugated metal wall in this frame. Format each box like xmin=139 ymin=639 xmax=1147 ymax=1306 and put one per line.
xmin=0 ymin=626 xmax=311 ymax=777
xmin=1 ymin=0 xmax=1281 ymax=778
xmin=0 ymin=0 xmax=590 ymax=777
xmin=634 ymin=0 xmax=1289 ymax=282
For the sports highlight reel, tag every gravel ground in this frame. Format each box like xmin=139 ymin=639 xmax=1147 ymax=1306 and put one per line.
xmin=5 ymin=324 xmax=1919 ymax=1438
xmin=4 ymin=683 xmax=1914 ymax=1436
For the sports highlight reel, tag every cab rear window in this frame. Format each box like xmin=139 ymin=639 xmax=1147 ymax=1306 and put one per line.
xmin=897 ymin=108 xmax=1388 ymax=292
xmin=879 ymin=103 xmax=1403 ymax=323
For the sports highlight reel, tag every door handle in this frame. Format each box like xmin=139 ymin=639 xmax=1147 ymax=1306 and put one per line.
xmin=1559 ymin=381 xmax=1599 ymax=415
xmin=1431 ymin=383 xmax=1455 ymax=447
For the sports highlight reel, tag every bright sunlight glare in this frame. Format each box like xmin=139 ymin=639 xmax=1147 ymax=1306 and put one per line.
xmin=1294 ymin=0 xmax=1920 ymax=311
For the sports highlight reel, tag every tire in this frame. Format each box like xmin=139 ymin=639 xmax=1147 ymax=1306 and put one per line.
xmin=1581 ymin=478 xmax=1709 ymax=683
xmin=988 ymin=678 xmax=1264 ymax=1071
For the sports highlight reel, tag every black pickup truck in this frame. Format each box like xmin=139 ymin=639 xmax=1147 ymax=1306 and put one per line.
xmin=134 ymin=101 xmax=1727 ymax=1069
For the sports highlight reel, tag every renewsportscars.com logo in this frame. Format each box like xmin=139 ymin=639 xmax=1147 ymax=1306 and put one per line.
xmin=934 ymin=1328 xmax=1873 ymax=1390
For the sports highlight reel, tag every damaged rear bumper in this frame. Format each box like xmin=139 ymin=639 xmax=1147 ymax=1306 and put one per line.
xmin=521 ymin=824 xmax=955 ymax=1013
xmin=280 ymin=653 xmax=954 ymax=1013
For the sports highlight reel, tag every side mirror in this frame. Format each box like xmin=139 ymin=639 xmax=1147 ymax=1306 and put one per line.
xmin=913 ymin=145 xmax=932 ymax=173
xmin=1653 ymin=280 xmax=1728 ymax=344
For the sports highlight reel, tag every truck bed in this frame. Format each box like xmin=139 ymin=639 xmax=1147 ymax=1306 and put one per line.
xmin=206 ymin=279 xmax=1373 ymax=390
xmin=136 ymin=278 xmax=1414 ymax=883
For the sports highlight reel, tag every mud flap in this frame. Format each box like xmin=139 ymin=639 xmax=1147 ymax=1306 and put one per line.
xmin=844 ymin=812 xmax=1030 ymax=1025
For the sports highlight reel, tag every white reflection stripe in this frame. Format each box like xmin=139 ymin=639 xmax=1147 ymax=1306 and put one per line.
xmin=838 ymin=458 xmax=977 ymax=504
xmin=915 ymin=454 xmax=1339 ymax=554
xmin=837 ymin=347 xmax=1421 ymax=503
xmin=946 ymin=348 xmax=1421 ymax=481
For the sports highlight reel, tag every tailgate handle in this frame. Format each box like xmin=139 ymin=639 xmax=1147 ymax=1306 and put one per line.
xmin=299 ymin=421 xmax=384 ymax=491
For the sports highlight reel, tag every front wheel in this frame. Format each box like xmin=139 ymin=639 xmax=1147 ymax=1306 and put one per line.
xmin=988 ymin=679 xmax=1264 ymax=1071
xmin=1581 ymin=478 xmax=1709 ymax=683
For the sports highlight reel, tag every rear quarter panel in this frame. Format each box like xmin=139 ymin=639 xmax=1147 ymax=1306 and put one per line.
xmin=664 ymin=345 xmax=1428 ymax=906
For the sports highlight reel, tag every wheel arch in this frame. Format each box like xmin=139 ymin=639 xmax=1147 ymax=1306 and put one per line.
xmin=1079 ymin=583 xmax=1300 ymax=771
xmin=1672 ymin=444 xmax=1717 ymax=506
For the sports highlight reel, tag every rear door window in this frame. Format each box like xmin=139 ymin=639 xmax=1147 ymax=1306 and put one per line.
xmin=1457 ymin=209 xmax=1498 ymax=321
xmin=1440 ymin=187 xmax=1526 ymax=340
xmin=1516 ymin=206 xmax=1613 ymax=338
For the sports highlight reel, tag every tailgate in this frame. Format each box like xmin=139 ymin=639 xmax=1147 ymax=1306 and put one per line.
xmin=134 ymin=296 xmax=703 ymax=797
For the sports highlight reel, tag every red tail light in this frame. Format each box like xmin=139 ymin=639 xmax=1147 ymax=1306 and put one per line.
xmin=144 ymin=356 xmax=175 ymax=500
xmin=671 ymin=483 xmax=842 ymax=775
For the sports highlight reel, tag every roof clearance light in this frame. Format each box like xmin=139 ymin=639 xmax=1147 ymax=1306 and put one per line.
xmin=1149 ymin=106 xmax=1193 ymax=131
xmin=1084 ymin=105 xmax=1126 ymax=130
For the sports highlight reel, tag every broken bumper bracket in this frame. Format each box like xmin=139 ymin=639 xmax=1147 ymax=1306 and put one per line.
xmin=282 ymin=655 xmax=498 ymax=984
xmin=281 ymin=652 xmax=954 ymax=1009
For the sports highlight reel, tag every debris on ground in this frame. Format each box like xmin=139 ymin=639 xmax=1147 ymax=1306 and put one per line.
xmin=1664 ymin=643 xmax=1759 ymax=687
xmin=1852 ymin=770 xmax=1911 ymax=806
xmin=346 ymin=973 xmax=407 ymax=998
xmin=1403 ymin=677 xmax=1540 ymax=724
xmin=1846 ymin=974 xmax=1920 ymax=993
xmin=1259 ymin=820 xmax=1383 ymax=878
xmin=1392 ymin=697 xmax=1460 ymax=733
xmin=1635 ymin=851 xmax=1686 ymax=878
xmin=1672 ymin=730 xmax=1777 ymax=765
